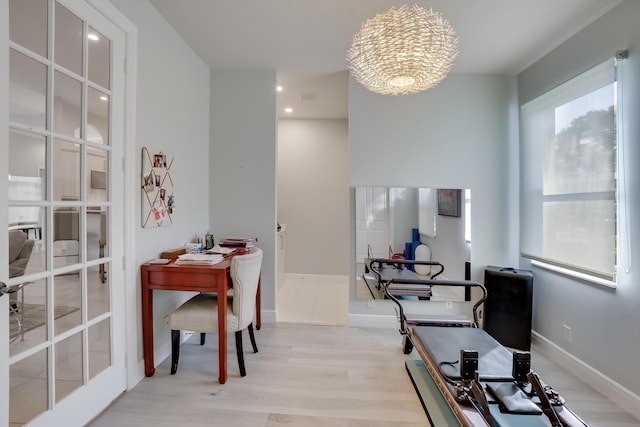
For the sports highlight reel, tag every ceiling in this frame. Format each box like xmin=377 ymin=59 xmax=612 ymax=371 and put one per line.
xmin=148 ymin=0 xmax=621 ymax=119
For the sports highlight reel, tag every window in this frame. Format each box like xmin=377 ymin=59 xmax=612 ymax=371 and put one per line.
xmin=520 ymin=59 xmax=619 ymax=282
xmin=465 ymin=188 xmax=471 ymax=243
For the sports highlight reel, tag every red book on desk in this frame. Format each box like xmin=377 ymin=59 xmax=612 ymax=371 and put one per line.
xmin=222 ymin=247 xmax=250 ymax=254
xmin=219 ymin=237 xmax=257 ymax=248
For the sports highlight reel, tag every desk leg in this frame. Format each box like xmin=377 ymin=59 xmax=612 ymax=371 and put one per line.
xmin=141 ymin=272 xmax=155 ymax=377
xmin=255 ymin=276 xmax=261 ymax=330
xmin=218 ymin=277 xmax=228 ymax=384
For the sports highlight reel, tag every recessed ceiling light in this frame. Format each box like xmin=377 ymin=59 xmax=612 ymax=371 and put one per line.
xmin=100 ymin=95 xmax=108 ymax=101
xmin=276 ymin=86 xmax=283 ymax=92
xmin=284 ymin=107 xmax=293 ymax=113
xmin=88 ymin=33 xmax=99 ymax=41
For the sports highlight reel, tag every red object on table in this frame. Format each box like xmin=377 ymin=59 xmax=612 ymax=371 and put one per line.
xmin=140 ymin=257 xmax=261 ymax=384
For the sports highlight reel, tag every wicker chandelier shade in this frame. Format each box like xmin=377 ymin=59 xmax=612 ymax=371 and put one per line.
xmin=347 ymin=4 xmax=459 ymax=95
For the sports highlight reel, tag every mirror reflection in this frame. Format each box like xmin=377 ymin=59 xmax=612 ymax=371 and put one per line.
xmin=354 ymin=186 xmax=471 ymax=301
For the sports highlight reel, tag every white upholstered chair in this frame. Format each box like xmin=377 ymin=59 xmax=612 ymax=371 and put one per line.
xmin=169 ymin=248 xmax=263 ymax=377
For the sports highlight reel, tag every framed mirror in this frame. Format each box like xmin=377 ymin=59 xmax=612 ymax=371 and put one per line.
xmin=354 ymin=186 xmax=471 ymax=301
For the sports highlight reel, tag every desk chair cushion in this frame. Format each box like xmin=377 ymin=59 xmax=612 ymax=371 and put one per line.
xmin=170 ymin=294 xmax=240 ymax=332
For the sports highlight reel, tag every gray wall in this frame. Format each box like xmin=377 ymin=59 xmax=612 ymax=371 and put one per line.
xmin=349 ymin=73 xmax=518 ymax=316
xmin=111 ymin=0 xmax=211 ymax=365
xmin=277 ymin=119 xmax=349 ymax=276
xmin=113 ymin=0 xmax=640 ymax=401
xmin=518 ymin=0 xmax=640 ymax=397
xmin=210 ymin=70 xmax=277 ymax=315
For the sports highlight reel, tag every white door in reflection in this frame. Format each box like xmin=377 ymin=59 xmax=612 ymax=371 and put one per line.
xmin=355 ymin=186 xmax=390 ymax=262
xmin=3 ymin=0 xmax=126 ymax=425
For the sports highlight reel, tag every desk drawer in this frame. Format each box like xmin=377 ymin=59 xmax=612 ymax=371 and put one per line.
xmin=147 ymin=270 xmax=227 ymax=291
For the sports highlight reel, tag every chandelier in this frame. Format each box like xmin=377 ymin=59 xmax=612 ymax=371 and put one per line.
xmin=347 ymin=4 xmax=459 ymax=95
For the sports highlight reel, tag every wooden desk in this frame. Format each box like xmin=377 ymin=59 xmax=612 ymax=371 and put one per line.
xmin=141 ymin=258 xmax=261 ymax=384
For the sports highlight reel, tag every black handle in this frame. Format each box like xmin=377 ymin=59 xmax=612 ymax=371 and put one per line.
xmin=0 ymin=282 xmax=15 ymax=296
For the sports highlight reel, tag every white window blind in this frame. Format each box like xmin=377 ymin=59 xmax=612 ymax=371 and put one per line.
xmin=520 ymin=59 xmax=617 ymax=280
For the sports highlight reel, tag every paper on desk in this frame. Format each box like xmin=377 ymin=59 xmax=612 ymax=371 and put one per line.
xmin=175 ymin=253 xmax=224 ymax=264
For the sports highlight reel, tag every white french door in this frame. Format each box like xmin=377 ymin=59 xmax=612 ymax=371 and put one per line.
xmin=1 ymin=0 xmax=127 ymax=425
xmin=355 ymin=186 xmax=390 ymax=262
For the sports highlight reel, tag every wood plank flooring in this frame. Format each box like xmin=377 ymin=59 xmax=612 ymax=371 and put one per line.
xmin=89 ymin=324 xmax=427 ymax=427
xmin=88 ymin=277 xmax=639 ymax=427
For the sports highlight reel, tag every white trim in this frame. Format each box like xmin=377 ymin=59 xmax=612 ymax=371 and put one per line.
xmin=348 ymin=313 xmax=398 ymax=328
xmin=532 ymin=331 xmax=640 ymax=420
xmin=530 ymin=259 xmax=616 ymax=289
xmin=0 ymin=0 xmax=10 ymax=424
xmin=283 ymin=272 xmax=349 ymax=283
xmin=260 ymin=310 xmax=277 ymax=324
xmin=86 ymin=0 xmax=140 ymax=391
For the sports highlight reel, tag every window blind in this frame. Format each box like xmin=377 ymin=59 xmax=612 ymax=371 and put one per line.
xmin=520 ymin=59 xmax=617 ymax=280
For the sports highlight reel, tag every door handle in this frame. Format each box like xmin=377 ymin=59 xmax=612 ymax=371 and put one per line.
xmin=0 ymin=282 xmax=15 ymax=297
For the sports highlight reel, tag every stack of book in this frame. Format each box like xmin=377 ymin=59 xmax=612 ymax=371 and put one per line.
xmin=205 ymin=245 xmax=238 ymax=256
xmin=175 ymin=253 xmax=224 ymax=265
xmin=218 ymin=237 xmax=257 ymax=248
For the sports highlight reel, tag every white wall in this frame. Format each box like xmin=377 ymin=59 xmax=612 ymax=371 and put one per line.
xmin=277 ymin=119 xmax=349 ymax=276
xmin=110 ymin=0 xmax=211 ymax=370
xmin=518 ymin=0 xmax=640 ymax=399
xmin=349 ymin=73 xmax=518 ymax=317
xmin=210 ymin=70 xmax=277 ymax=316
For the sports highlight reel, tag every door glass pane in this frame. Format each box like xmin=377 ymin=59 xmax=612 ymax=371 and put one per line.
xmin=88 ymin=210 xmax=109 ymax=318
xmin=53 ymin=72 xmax=82 ymax=138
xmin=53 ymin=208 xmax=79 ymax=268
xmin=55 ymin=332 xmax=83 ymax=403
xmin=9 ymin=0 xmax=48 ymax=58
xmin=53 ymin=140 xmax=80 ymax=201
xmin=54 ymin=271 xmax=82 ymax=335
xmin=88 ymin=263 xmax=109 ymax=320
xmin=86 ymin=208 xmax=104 ymax=262
xmin=10 ymin=49 xmax=47 ymax=128
xmin=88 ymin=87 xmax=109 ymax=144
xmin=9 ymin=278 xmax=48 ymax=357
xmin=9 ymin=348 xmax=49 ymax=424
xmin=9 ymin=207 xmax=46 ymax=276
xmin=9 ymin=130 xmax=46 ymax=202
xmin=87 ymin=146 xmax=108 ymax=201
xmin=54 ymin=2 xmax=83 ymax=76
xmin=88 ymin=318 xmax=111 ymax=379
xmin=88 ymin=26 xmax=110 ymax=90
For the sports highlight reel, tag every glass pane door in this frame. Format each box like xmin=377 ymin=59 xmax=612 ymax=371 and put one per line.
xmin=5 ymin=0 xmax=125 ymax=424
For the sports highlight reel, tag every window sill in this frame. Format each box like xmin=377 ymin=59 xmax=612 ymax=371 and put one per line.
xmin=530 ymin=259 xmax=617 ymax=289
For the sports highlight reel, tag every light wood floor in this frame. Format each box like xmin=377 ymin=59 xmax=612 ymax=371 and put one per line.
xmin=88 ymin=278 xmax=639 ymax=427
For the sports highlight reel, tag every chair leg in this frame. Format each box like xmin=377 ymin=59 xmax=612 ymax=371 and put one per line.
xmin=248 ymin=323 xmax=258 ymax=353
xmin=171 ymin=329 xmax=180 ymax=375
xmin=235 ymin=330 xmax=246 ymax=377
xmin=200 ymin=332 xmax=206 ymax=345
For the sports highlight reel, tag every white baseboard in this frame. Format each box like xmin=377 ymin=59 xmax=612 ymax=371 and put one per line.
xmin=283 ymin=273 xmax=349 ymax=282
xmin=532 ymin=331 xmax=640 ymax=421
xmin=261 ymin=309 xmax=276 ymax=324
xmin=347 ymin=313 xmax=397 ymax=328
